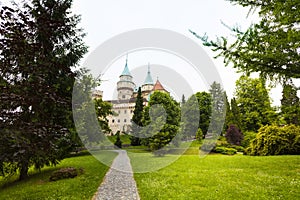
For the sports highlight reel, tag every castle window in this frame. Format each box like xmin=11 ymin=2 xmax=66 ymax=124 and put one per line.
xmin=122 ymin=95 xmax=125 ymax=99
xmin=124 ymin=110 xmax=127 ymax=114
xmin=112 ymin=119 xmax=115 ymax=123
xmin=117 ymin=119 xmax=120 ymax=123
xmin=124 ymin=119 xmax=127 ymax=122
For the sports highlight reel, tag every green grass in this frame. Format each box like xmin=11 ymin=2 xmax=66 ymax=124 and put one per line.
xmin=134 ymin=154 xmax=300 ymax=200
xmin=0 ymin=151 xmax=117 ymax=200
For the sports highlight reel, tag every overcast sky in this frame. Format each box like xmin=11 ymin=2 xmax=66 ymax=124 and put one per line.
xmin=1 ymin=0 xmax=290 ymax=105
xmin=72 ymin=0 xmax=265 ymax=102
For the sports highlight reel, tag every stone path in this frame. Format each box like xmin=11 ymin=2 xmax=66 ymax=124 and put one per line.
xmin=93 ymin=150 xmax=140 ymax=200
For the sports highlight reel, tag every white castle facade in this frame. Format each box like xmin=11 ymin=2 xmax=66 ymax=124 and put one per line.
xmin=105 ymin=57 xmax=168 ymax=134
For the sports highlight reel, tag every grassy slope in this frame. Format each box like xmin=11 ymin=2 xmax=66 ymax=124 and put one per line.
xmin=0 ymin=151 xmax=117 ymax=200
xmin=134 ymin=154 xmax=300 ymax=200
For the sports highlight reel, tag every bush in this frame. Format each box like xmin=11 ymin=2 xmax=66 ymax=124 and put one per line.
xmin=241 ymin=131 xmax=256 ymax=148
xmin=49 ymin=167 xmax=81 ymax=181
xmin=225 ymin=124 xmax=243 ymax=146
xmin=214 ymin=147 xmax=237 ymax=155
xmin=195 ymin=128 xmax=203 ymax=141
xmin=246 ymin=125 xmax=300 ymax=156
xmin=200 ymin=140 xmax=217 ymax=152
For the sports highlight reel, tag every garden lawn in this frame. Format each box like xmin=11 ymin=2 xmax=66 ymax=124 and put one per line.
xmin=133 ymin=154 xmax=300 ymax=200
xmin=0 ymin=151 xmax=117 ymax=200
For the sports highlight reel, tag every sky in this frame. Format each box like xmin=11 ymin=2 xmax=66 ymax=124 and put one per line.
xmin=71 ymin=0 xmax=266 ymax=103
xmin=1 ymin=0 xmax=293 ymax=105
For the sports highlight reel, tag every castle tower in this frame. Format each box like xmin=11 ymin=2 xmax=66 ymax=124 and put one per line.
xmin=141 ymin=63 xmax=154 ymax=98
xmin=117 ymin=56 xmax=135 ymax=100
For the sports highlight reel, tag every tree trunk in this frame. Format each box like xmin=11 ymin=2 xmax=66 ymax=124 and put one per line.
xmin=19 ymin=161 xmax=29 ymax=181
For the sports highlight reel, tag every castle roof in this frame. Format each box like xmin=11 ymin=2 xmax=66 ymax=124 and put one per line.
xmin=153 ymin=79 xmax=166 ymax=91
xmin=120 ymin=56 xmax=132 ymax=77
xmin=143 ymin=63 xmax=154 ymax=85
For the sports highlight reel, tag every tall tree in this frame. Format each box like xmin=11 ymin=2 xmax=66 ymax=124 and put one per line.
xmin=0 ymin=0 xmax=87 ymax=180
xmin=235 ymin=75 xmax=277 ymax=132
xmin=130 ymin=87 xmax=144 ymax=146
xmin=208 ymin=82 xmax=226 ymax=137
xmin=191 ymin=0 xmax=300 ymax=79
xmin=281 ymin=79 xmax=300 ymax=125
xmin=230 ymin=98 xmax=243 ymax=130
xmin=195 ymin=92 xmax=212 ymax=138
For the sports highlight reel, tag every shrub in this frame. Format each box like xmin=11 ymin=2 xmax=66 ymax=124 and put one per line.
xmin=246 ymin=125 xmax=300 ymax=156
xmin=49 ymin=167 xmax=80 ymax=181
xmin=195 ymin=128 xmax=203 ymax=141
xmin=241 ymin=131 xmax=256 ymax=148
xmin=214 ymin=147 xmax=237 ymax=155
xmin=200 ymin=140 xmax=217 ymax=152
xmin=225 ymin=124 xmax=243 ymax=146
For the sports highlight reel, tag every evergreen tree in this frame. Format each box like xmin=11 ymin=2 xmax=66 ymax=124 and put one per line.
xmin=223 ymin=92 xmax=233 ymax=134
xmin=281 ymin=80 xmax=300 ymax=125
xmin=130 ymin=87 xmax=144 ymax=146
xmin=0 ymin=0 xmax=87 ymax=180
xmin=195 ymin=92 xmax=212 ymax=138
xmin=181 ymin=94 xmax=186 ymax=105
xmin=208 ymin=82 xmax=226 ymax=137
xmin=230 ymin=98 xmax=243 ymax=130
xmin=114 ymin=131 xmax=122 ymax=148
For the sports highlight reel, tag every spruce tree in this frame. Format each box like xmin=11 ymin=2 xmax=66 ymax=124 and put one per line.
xmin=0 ymin=0 xmax=87 ymax=180
xmin=281 ymin=80 xmax=300 ymax=125
xmin=130 ymin=87 xmax=144 ymax=146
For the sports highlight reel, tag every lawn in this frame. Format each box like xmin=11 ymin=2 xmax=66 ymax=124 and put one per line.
xmin=0 ymin=151 xmax=117 ymax=200
xmin=133 ymin=154 xmax=300 ymax=200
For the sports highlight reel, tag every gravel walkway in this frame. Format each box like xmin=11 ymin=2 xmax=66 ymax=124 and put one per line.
xmin=93 ymin=150 xmax=140 ymax=200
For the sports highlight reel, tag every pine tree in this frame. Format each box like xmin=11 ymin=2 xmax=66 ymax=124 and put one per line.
xmin=130 ymin=87 xmax=144 ymax=146
xmin=0 ymin=0 xmax=87 ymax=180
xmin=281 ymin=80 xmax=300 ymax=125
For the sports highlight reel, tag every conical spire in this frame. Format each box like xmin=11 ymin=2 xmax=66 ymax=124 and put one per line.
xmin=144 ymin=63 xmax=154 ymax=85
xmin=121 ymin=54 xmax=132 ymax=76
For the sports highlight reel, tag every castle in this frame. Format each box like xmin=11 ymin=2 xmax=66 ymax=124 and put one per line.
xmin=105 ymin=57 xmax=168 ymax=134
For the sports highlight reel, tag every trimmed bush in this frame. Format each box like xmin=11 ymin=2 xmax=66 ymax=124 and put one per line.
xmin=225 ymin=124 xmax=243 ymax=146
xmin=214 ymin=147 xmax=237 ymax=155
xmin=49 ymin=167 xmax=79 ymax=181
xmin=246 ymin=125 xmax=300 ymax=156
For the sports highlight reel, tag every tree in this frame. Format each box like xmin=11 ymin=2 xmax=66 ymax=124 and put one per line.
xmin=114 ymin=131 xmax=122 ymax=148
xmin=195 ymin=92 xmax=212 ymax=138
xmin=235 ymin=76 xmax=277 ymax=132
xmin=94 ymin=98 xmax=113 ymax=133
xmin=230 ymin=98 xmax=243 ymax=130
xmin=181 ymin=94 xmax=200 ymax=140
xmin=191 ymin=0 xmax=300 ymax=79
xmin=281 ymin=80 xmax=300 ymax=125
xmin=208 ymin=82 xmax=226 ymax=137
xmin=142 ymin=91 xmax=181 ymax=155
xmin=0 ymin=0 xmax=87 ymax=180
xmin=181 ymin=94 xmax=186 ymax=105
xmin=225 ymin=124 xmax=243 ymax=146
xmin=130 ymin=87 xmax=144 ymax=146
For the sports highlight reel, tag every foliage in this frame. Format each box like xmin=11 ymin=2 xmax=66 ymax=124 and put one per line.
xmin=195 ymin=128 xmax=203 ymax=141
xmin=114 ymin=131 xmax=122 ymax=148
xmin=49 ymin=167 xmax=79 ymax=181
xmin=195 ymin=92 xmax=212 ymax=137
xmin=230 ymin=98 xmax=243 ymax=130
xmin=281 ymin=79 xmax=300 ymax=125
xmin=208 ymin=82 xmax=226 ymax=137
xmin=191 ymin=0 xmax=300 ymax=79
xmin=246 ymin=125 xmax=300 ymax=156
xmin=241 ymin=131 xmax=256 ymax=148
xmin=142 ymin=91 xmax=181 ymax=155
xmin=130 ymin=87 xmax=144 ymax=146
xmin=214 ymin=147 xmax=237 ymax=155
xmin=225 ymin=124 xmax=243 ymax=146
xmin=0 ymin=0 xmax=87 ymax=180
xmin=235 ymin=75 xmax=277 ymax=132
xmin=72 ymin=68 xmax=109 ymax=146
xmin=181 ymin=94 xmax=200 ymax=140
xmin=94 ymin=98 xmax=113 ymax=134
